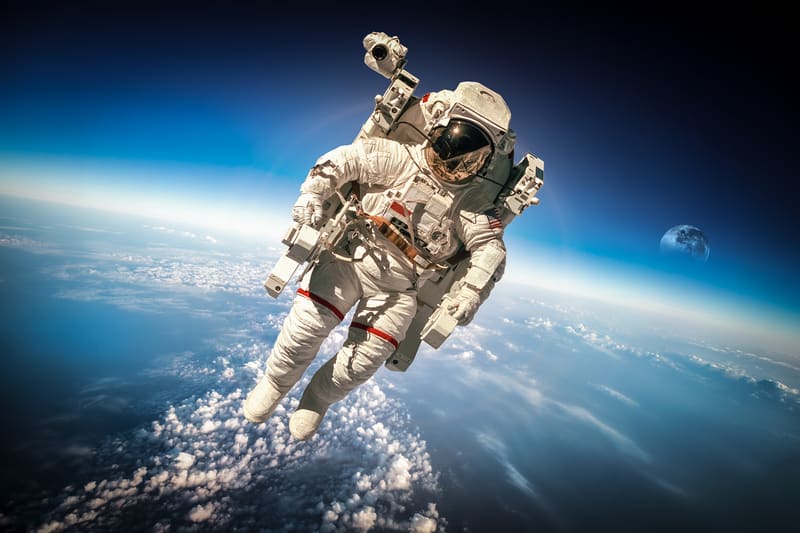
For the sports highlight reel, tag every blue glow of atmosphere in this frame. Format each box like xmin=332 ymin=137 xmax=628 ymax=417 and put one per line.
xmin=1 ymin=5 xmax=797 ymax=326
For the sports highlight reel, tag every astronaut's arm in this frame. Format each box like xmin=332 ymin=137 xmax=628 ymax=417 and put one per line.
xmin=293 ymin=138 xmax=405 ymax=226
xmin=299 ymin=144 xmax=365 ymax=199
xmin=449 ymin=209 xmax=507 ymax=325
xmin=299 ymin=138 xmax=404 ymax=198
xmin=468 ymin=240 xmax=506 ymax=305
xmin=447 ymin=238 xmax=506 ymax=325
xmin=292 ymin=141 xmax=369 ymax=227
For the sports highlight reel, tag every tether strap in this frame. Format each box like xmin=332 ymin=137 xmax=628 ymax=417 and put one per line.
xmin=297 ymin=288 xmax=344 ymax=321
xmin=351 ymin=322 xmax=399 ymax=349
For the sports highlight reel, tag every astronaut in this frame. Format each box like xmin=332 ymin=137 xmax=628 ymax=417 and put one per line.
xmin=243 ymin=87 xmax=508 ymax=441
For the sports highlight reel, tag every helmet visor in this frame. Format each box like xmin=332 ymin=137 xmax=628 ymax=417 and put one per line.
xmin=426 ymin=145 xmax=492 ymax=183
xmin=430 ymin=119 xmax=492 ymax=160
xmin=427 ymin=120 xmax=493 ymax=183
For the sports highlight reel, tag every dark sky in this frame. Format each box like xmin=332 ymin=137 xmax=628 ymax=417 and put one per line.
xmin=2 ymin=1 xmax=798 ymax=313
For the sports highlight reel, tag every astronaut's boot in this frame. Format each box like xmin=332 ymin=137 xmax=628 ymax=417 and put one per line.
xmin=289 ymin=384 xmax=329 ymax=441
xmin=243 ymin=375 xmax=285 ymax=424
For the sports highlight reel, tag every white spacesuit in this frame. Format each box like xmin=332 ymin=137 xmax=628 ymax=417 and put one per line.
xmin=243 ymin=104 xmax=508 ymax=440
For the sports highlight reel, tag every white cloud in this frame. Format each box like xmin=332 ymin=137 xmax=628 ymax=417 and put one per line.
xmin=459 ymin=365 xmax=544 ymax=409
xmin=553 ymin=315 xmax=799 ymax=405
xmin=553 ymin=402 xmax=650 ymax=463
xmin=174 ymin=452 xmax=195 ymax=470
xmin=525 ymin=316 xmax=555 ymax=330
xmin=451 ymin=321 xmax=651 ymax=463
xmin=40 ymin=243 xmax=282 ymax=317
xmin=455 ymin=350 xmax=474 ymax=360
xmin=350 ymin=506 xmax=377 ymax=530
xmin=593 ymin=384 xmax=639 ymax=407
xmin=11 ymin=202 xmax=799 ymax=533
xmin=475 ymin=431 xmax=538 ymax=500
xmin=188 ymin=502 xmax=217 ymax=522
xmin=0 ymin=232 xmax=56 ymax=254
xmin=32 ymin=336 xmax=444 ymax=532
xmin=649 ymin=475 xmax=690 ymax=499
xmin=687 ymin=354 xmax=800 ymax=403
xmin=5 ymin=220 xmax=444 ymax=531
xmin=145 ymin=224 xmax=220 ymax=246
xmin=409 ymin=504 xmax=440 ymax=533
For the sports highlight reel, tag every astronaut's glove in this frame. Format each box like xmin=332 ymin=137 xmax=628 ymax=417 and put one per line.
xmin=292 ymin=193 xmax=324 ymax=228
xmin=446 ymin=286 xmax=481 ymax=326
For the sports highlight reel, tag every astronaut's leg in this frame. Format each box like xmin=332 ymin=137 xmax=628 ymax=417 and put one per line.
xmin=243 ymin=253 xmax=360 ymax=423
xmin=289 ymin=289 xmax=416 ymax=439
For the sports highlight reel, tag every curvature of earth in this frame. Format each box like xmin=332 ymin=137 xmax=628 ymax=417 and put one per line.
xmin=1 ymin=196 xmax=797 ymax=533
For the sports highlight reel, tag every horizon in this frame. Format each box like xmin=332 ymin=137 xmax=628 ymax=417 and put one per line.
xmin=2 ymin=3 xmax=797 ymax=352
xmin=2 ymin=190 xmax=796 ymax=357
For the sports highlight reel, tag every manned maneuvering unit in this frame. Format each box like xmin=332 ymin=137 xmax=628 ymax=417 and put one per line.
xmin=264 ymin=32 xmax=544 ymax=371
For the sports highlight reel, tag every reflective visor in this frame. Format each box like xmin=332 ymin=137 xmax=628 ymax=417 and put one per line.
xmin=424 ymin=143 xmax=492 ymax=183
xmin=429 ymin=119 xmax=492 ymax=160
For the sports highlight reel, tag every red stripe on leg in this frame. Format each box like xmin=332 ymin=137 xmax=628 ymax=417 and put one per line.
xmin=297 ymin=288 xmax=344 ymax=321
xmin=350 ymin=322 xmax=399 ymax=349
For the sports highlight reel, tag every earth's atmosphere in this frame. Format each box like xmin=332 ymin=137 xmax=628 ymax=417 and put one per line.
xmin=1 ymin=196 xmax=798 ymax=532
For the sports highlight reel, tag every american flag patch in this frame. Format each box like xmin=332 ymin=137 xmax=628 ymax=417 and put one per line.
xmin=485 ymin=208 xmax=503 ymax=230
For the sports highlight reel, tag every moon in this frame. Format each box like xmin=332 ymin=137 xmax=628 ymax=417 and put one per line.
xmin=659 ymin=225 xmax=710 ymax=263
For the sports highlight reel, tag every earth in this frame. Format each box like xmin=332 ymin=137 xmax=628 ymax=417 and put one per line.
xmin=1 ymin=195 xmax=798 ymax=532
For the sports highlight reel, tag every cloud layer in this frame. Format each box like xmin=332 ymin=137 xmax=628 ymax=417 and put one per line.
xmin=34 ymin=340 xmax=443 ymax=532
xmin=2 ymin=222 xmax=444 ymax=531
xmin=4 ymin=209 xmax=799 ymax=532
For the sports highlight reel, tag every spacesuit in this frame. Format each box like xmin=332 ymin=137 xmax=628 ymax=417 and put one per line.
xmin=243 ymin=106 xmax=507 ymax=441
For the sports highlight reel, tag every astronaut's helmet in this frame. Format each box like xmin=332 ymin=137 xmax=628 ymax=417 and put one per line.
xmin=425 ymin=119 xmax=493 ymax=184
